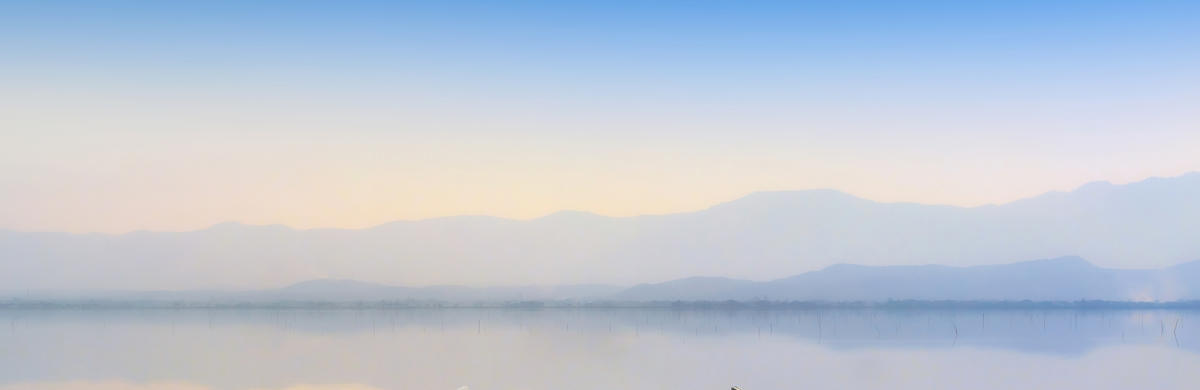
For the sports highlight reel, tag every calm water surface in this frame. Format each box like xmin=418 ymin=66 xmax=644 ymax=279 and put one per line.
xmin=1 ymin=308 xmax=1196 ymax=390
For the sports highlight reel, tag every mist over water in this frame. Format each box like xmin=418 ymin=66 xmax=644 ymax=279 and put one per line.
xmin=1 ymin=308 xmax=1196 ymax=390
xmin=4 ymin=0 xmax=1198 ymax=388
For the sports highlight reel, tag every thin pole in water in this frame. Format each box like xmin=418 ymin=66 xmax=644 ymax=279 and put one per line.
xmin=1174 ymin=318 xmax=1182 ymax=347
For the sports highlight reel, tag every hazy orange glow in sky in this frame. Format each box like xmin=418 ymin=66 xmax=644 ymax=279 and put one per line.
xmin=2 ymin=1 xmax=1199 ymax=233
xmin=5 ymin=113 xmax=1198 ymax=233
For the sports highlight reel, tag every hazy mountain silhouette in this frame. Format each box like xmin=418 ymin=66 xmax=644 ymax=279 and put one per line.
xmin=2 ymin=279 xmax=623 ymax=303
xmin=616 ymin=257 xmax=1200 ymax=301
xmin=1 ymin=172 xmax=1198 ymax=290
xmin=269 ymin=279 xmax=622 ymax=301
xmin=9 ymin=257 xmax=1200 ymax=303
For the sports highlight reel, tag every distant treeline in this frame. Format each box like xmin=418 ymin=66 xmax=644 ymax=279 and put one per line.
xmin=4 ymin=299 xmax=1200 ymax=310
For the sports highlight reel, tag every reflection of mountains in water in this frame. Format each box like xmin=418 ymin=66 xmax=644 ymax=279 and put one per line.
xmin=4 ymin=308 xmax=1194 ymax=356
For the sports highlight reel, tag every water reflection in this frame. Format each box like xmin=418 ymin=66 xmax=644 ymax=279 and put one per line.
xmin=0 ymin=383 xmax=385 ymax=390
xmin=0 ymin=309 xmax=1195 ymax=390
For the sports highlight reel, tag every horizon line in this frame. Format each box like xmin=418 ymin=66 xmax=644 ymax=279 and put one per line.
xmin=3 ymin=171 xmax=1197 ymax=236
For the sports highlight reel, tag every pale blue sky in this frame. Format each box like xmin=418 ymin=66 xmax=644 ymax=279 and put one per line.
xmin=2 ymin=0 xmax=1198 ymax=232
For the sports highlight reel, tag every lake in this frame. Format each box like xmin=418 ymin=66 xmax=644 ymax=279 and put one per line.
xmin=1 ymin=308 xmax=1196 ymax=389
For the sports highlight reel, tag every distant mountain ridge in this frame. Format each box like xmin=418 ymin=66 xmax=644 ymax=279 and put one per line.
xmin=617 ymin=257 xmax=1200 ymax=302
xmin=271 ymin=279 xmax=623 ymax=302
xmin=2 ymin=279 xmax=625 ymax=303
xmin=1 ymin=172 xmax=1199 ymax=290
xmin=7 ymin=257 xmax=1200 ymax=303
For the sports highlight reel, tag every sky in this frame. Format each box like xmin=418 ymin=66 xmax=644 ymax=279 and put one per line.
xmin=2 ymin=0 xmax=1199 ymax=234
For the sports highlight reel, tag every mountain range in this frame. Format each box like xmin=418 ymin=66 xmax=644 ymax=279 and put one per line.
xmin=616 ymin=256 xmax=1200 ymax=302
xmin=1 ymin=172 xmax=1198 ymax=291
xmin=8 ymin=257 xmax=1200 ymax=303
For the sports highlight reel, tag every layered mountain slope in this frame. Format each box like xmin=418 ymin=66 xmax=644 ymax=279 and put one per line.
xmin=618 ymin=257 xmax=1200 ymax=302
xmin=1 ymin=173 xmax=1198 ymax=290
